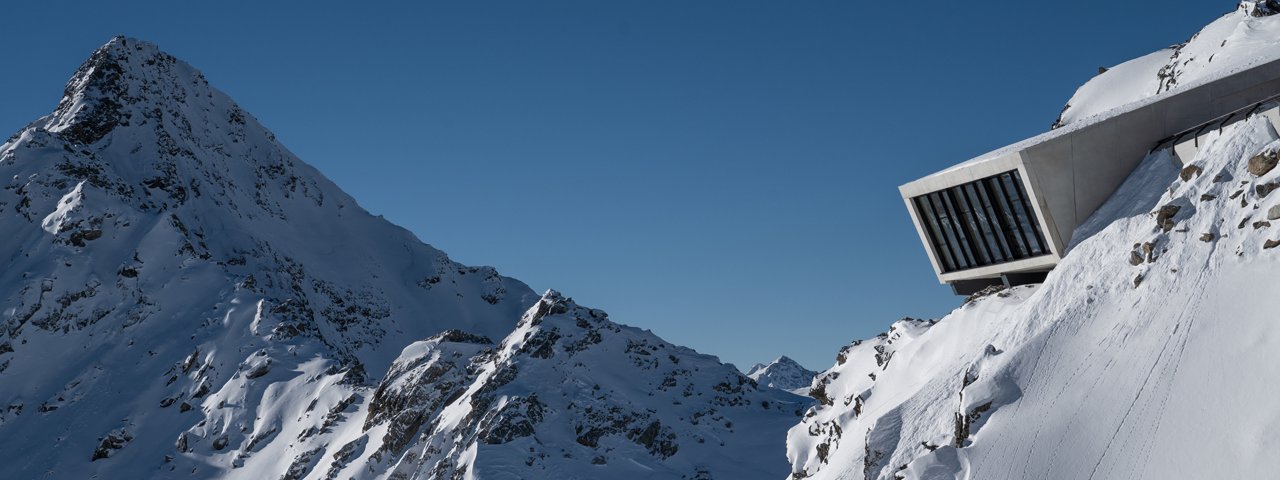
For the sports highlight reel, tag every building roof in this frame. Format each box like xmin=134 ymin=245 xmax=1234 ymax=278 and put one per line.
xmin=912 ymin=49 xmax=1280 ymax=187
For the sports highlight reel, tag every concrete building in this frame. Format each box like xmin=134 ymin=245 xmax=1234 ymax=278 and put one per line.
xmin=900 ymin=57 xmax=1280 ymax=295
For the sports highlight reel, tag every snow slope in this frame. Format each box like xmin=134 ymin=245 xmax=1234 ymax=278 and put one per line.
xmin=789 ymin=48 xmax=1280 ymax=480
xmin=747 ymin=356 xmax=818 ymax=396
xmin=0 ymin=37 xmax=806 ymax=479
xmin=1055 ymin=2 xmax=1280 ymax=127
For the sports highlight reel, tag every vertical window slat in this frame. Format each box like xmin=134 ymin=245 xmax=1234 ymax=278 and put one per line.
xmin=989 ymin=175 xmax=1031 ymax=257
xmin=950 ymin=186 xmax=993 ymax=266
xmin=974 ymin=180 xmax=1012 ymax=260
xmin=1000 ymin=173 xmax=1043 ymax=256
xmin=930 ymin=191 xmax=970 ymax=270
xmin=915 ymin=196 xmax=957 ymax=272
xmin=1008 ymin=171 xmax=1049 ymax=254
xmin=938 ymin=190 xmax=977 ymax=268
xmin=964 ymin=183 xmax=1004 ymax=263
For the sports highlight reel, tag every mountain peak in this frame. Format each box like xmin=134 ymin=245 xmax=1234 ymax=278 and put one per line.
xmin=748 ymin=354 xmax=818 ymax=395
xmin=44 ymin=37 xmax=212 ymax=145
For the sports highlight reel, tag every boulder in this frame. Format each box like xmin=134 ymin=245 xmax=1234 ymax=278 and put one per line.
xmin=91 ymin=430 xmax=133 ymax=461
xmin=1155 ymin=205 xmax=1181 ymax=232
xmin=1256 ymin=182 xmax=1280 ymax=198
xmin=1180 ymin=165 xmax=1203 ymax=181
xmin=1248 ymin=150 xmax=1279 ymax=176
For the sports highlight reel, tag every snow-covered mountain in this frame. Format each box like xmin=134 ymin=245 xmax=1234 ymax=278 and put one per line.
xmin=789 ymin=5 xmax=1280 ymax=479
xmin=747 ymin=356 xmax=818 ymax=396
xmin=355 ymin=291 xmax=808 ymax=479
xmin=1054 ymin=1 xmax=1280 ymax=128
xmin=0 ymin=37 xmax=807 ymax=479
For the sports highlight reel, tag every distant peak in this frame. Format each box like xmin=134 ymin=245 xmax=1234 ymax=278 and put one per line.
xmin=748 ymin=354 xmax=817 ymax=394
xmin=44 ymin=36 xmax=212 ymax=145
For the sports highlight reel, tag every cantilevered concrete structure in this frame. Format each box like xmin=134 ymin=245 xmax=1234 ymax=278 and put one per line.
xmin=901 ymin=56 xmax=1280 ymax=295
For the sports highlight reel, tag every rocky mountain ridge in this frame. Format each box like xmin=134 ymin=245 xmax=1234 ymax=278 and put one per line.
xmin=0 ymin=37 xmax=806 ymax=479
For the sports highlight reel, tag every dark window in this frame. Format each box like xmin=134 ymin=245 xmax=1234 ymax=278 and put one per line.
xmin=912 ymin=170 xmax=1050 ymax=273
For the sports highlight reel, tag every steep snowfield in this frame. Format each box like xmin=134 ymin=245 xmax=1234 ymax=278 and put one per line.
xmin=748 ymin=356 xmax=818 ymax=396
xmin=788 ymin=85 xmax=1280 ymax=480
xmin=1055 ymin=2 xmax=1280 ymax=127
xmin=0 ymin=37 xmax=806 ymax=479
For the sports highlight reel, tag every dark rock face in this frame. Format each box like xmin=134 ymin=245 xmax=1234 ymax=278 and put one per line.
xmin=361 ymin=331 xmax=492 ymax=461
xmin=91 ymin=429 xmax=133 ymax=461
xmin=55 ymin=38 xmax=132 ymax=145
xmin=1246 ymin=0 xmax=1280 ymax=17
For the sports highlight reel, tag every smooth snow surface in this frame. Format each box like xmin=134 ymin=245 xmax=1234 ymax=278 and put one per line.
xmin=0 ymin=37 xmax=805 ymax=479
xmin=1053 ymin=48 xmax=1176 ymax=127
xmin=790 ymin=102 xmax=1280 ymax=479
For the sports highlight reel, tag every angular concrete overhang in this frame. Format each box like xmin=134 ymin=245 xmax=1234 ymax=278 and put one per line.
xmin=901 ymin=54 xmax=1280 ymax=290
xmin=900 ymin=155 xmax=1063 ymax=286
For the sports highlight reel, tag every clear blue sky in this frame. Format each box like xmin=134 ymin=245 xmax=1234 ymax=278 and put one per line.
xmin=0 ymin=1 xmax=1230 ymax=371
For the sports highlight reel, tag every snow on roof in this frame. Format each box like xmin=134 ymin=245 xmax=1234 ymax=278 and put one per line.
xmin=917 ymin=8 xmax=1280 ymax=183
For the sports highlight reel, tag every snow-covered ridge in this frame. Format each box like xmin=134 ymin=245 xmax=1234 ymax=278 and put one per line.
xmin=347 ymin=291 xmax=810 ymax=479
xmin=926 ymin=3 xmax=1280 ymax=181
xmin=0 ymin=35 xmax=538 ymax=478
xmin=1055 ymin=1 xmax=1280 ymax=128
xmin=0 ymin=37 xmax=806 ymax=479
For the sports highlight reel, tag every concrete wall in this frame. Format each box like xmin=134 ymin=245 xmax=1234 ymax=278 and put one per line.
xmin=901 ymin=55 xmax=1280 ymax=286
